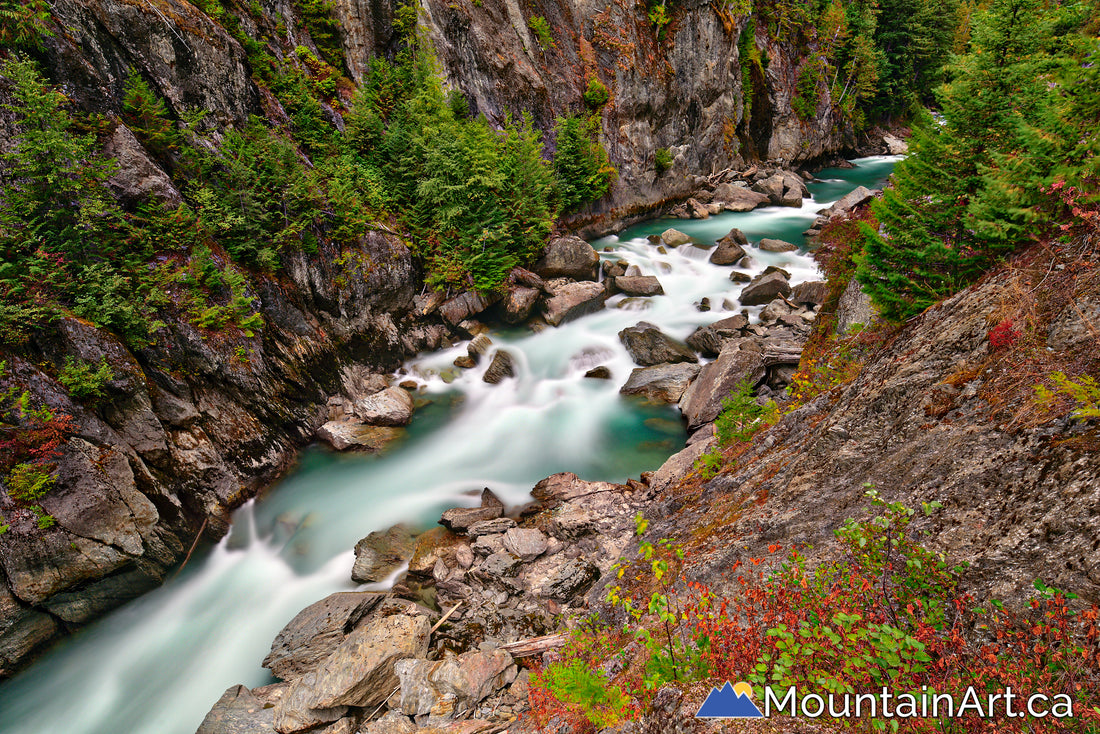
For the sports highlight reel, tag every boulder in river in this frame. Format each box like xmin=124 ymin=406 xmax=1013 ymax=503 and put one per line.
xmin=739 ymin=270 xmax=792 ymax=306
xmin=482 ymin=350 xmax=516 ymax=384
xmin=660 ymin=228 xmax=691 ymax=246
xmin=352 ymin=387 xmax=415 ymax=427
xmin=758 ymin=238 xmax=798 ymax=253
xmin=618 ymin=322 xmax=698 ymax=366
xmin=619 ymin=363 xmax=702 ymax=403
xmin=439 ymin=488 xmax=505 ymax=531
xmin=196 ymin=684 xmax=276 ymax=734
xmin=584 ymin=366 xmax=612 ymax=379
xmin=542 ymin=281 xmax=608 ymax=326
xmin=352 ymin=524 xmax=417 ymax=583
xmin=709 ymin=230 xmax=748 ymax=265
xmin=614 ymin=275 xmax=664 ymax=297
xmin=263 ymin=591 xmax=384 ymax=681
xmin=534 ymin=236 xmax=599 ymax=281
xmin=316 ymin=422 xmax=403 ymax=452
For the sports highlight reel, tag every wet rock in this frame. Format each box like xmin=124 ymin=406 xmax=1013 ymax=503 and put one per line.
xmin=467 ymin=335 xmax=493 ymax=360
xmin=0 ymin=585 xmax=59 ymax=678
xmin=502 ymin=528 xmax=548 ymax=561
xmin=614 ymin=275 xmax=665 ymax=297
xmin=660 ymin=228 xmax=691 ymax=246
xmin=466 ymin=518 xmax=515 ymax=537
xmin=263 ymin=592 xmax=385 ymax=681
xmin=711 ymin=314 xmax=749 ymax=331
xmin=758 ymin=238 xmax=798 ymax=253
xmin=739 ymin=271 xmax=792 ymax=306
xmin=409 ymin=528 xmax=466 ymax=574
xmin=790 ymin=280 xmax=829 ymax=307
xmin=686 ymin=327 xmax=723 ymax=357
xmin=439 ymin=489 xmax=505 ymax=532
xmin=709 ymin=233 xmax=748 ymax=265
xmin=537 ymin=559 xmax=601 ymax=601
xmin=352 ymin=525 xmax=417 ymax=583
xmin=395 ymin=649 xmax=515 ymax=718
xmin=452 ymin=356 xmax=476 ymax=369
xmin=316 ymin=422 xmax=403 ymax=453
xmin=481 ymin=351 xmax=516 ymax=384
xmin=196 ymin=684 xmax=276 ymax=734
xmin=501 ymin=285 xmax=540 ymax=324
xmin=584 ymin=366 xmax=612 ymax=379
xmin=440 ymin=291 xmax=496 ymax=326
xmin=686 ymin=198 xmax=710 ymax=219
xmin=274 ymin=614 xmax=430 ymax=732
xmin=729 ymin=271 xmax=752 ymax=283
xmin=542 ymin=282 xmax=608 ymax=326
xmin=618 ymin=322 xmax=698 ymax=366
xmin=678 ymin=344 xmax=766 ymax=430
xmin=352 ymin=387 xmax=415 ymax=427
xmin=534 ymin=236 xmax=599 ymax=280
xmin=620 ymin=363 xmax=702 ymax=404
xmin=751 ymin=174 xmax=786 ymax=204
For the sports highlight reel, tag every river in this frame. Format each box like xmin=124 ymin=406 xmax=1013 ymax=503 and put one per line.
xmin=0 ymin=156 xmax=897 ymax=734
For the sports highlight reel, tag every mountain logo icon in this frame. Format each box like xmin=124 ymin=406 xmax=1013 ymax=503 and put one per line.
xmin=695 ymin=681 xmax=765 ymax=718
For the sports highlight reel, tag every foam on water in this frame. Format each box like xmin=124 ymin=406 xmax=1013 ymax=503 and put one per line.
xmin=0 ymin=156 xmax=898 ymax=734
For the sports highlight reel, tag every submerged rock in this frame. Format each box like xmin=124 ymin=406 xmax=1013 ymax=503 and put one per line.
xmin=758 ymin=238 xmax=798 ymax=253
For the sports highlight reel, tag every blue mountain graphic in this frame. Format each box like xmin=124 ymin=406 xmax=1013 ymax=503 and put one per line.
xmin=695 ymin=681 xmax=765 ymax=718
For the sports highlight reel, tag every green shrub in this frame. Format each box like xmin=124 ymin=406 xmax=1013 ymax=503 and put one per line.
xmin=582 ymin=76 xmax=610 ymax=108
xmin=528 ymin=15 xmax=553 ymax=50
xmin=0 ymin=0 xmax=52 ymax=50
xmin=536 ymin=660 xmax=630 ymax=728
xmin=791 ymin=59 xmax=821 ymax=120
xmin=122 ymin=68 xmax=181 ymax=164
xmin=654 ymin=147 xmax=672 ymax=175
xmin=714 ymin=377 xmax=777 ymax=445
xmin=58 ymin=357 xmax=114 ymax=401
xmin=553 ymin=115 xmax=616 ymax=212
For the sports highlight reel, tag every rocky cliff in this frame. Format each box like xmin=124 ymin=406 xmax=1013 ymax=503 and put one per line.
xmin=1 ymin=0 xmax=870 ymax=676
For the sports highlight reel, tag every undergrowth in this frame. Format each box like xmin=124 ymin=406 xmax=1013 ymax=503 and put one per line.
xmin=527 ymin=492 xmax=1100 ymax=732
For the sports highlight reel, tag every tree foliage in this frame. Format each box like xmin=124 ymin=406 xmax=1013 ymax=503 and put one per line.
xmin=856 ymin=0 xmax=1099 ymax=320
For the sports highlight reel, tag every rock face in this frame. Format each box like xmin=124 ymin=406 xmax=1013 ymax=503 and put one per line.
xmin=618 ymin=322 xmax=698 ymax=366
xmin=619 ymin=363 xmax=702 ymax=403
xmin=103 ymin=123 xmax=182 ymax=206
xmin=196 ymin=685 xmax=276 ymax=734
xmin=533 ymin=236 xmax=599 ymax=280
xmin=542 ymin=282 xmax=608 ymax=326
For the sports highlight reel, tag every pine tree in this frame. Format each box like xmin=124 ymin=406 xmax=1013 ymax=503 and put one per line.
xmin=855 ymin=0 xmax=1083 ymax=321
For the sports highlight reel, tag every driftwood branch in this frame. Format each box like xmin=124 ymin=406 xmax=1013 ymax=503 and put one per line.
xmin=498 ymin=632 xmax=569 ymax=657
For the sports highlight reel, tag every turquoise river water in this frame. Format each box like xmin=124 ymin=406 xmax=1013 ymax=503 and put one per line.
xmin=0 ymin=156 xmax=897 ymax=734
